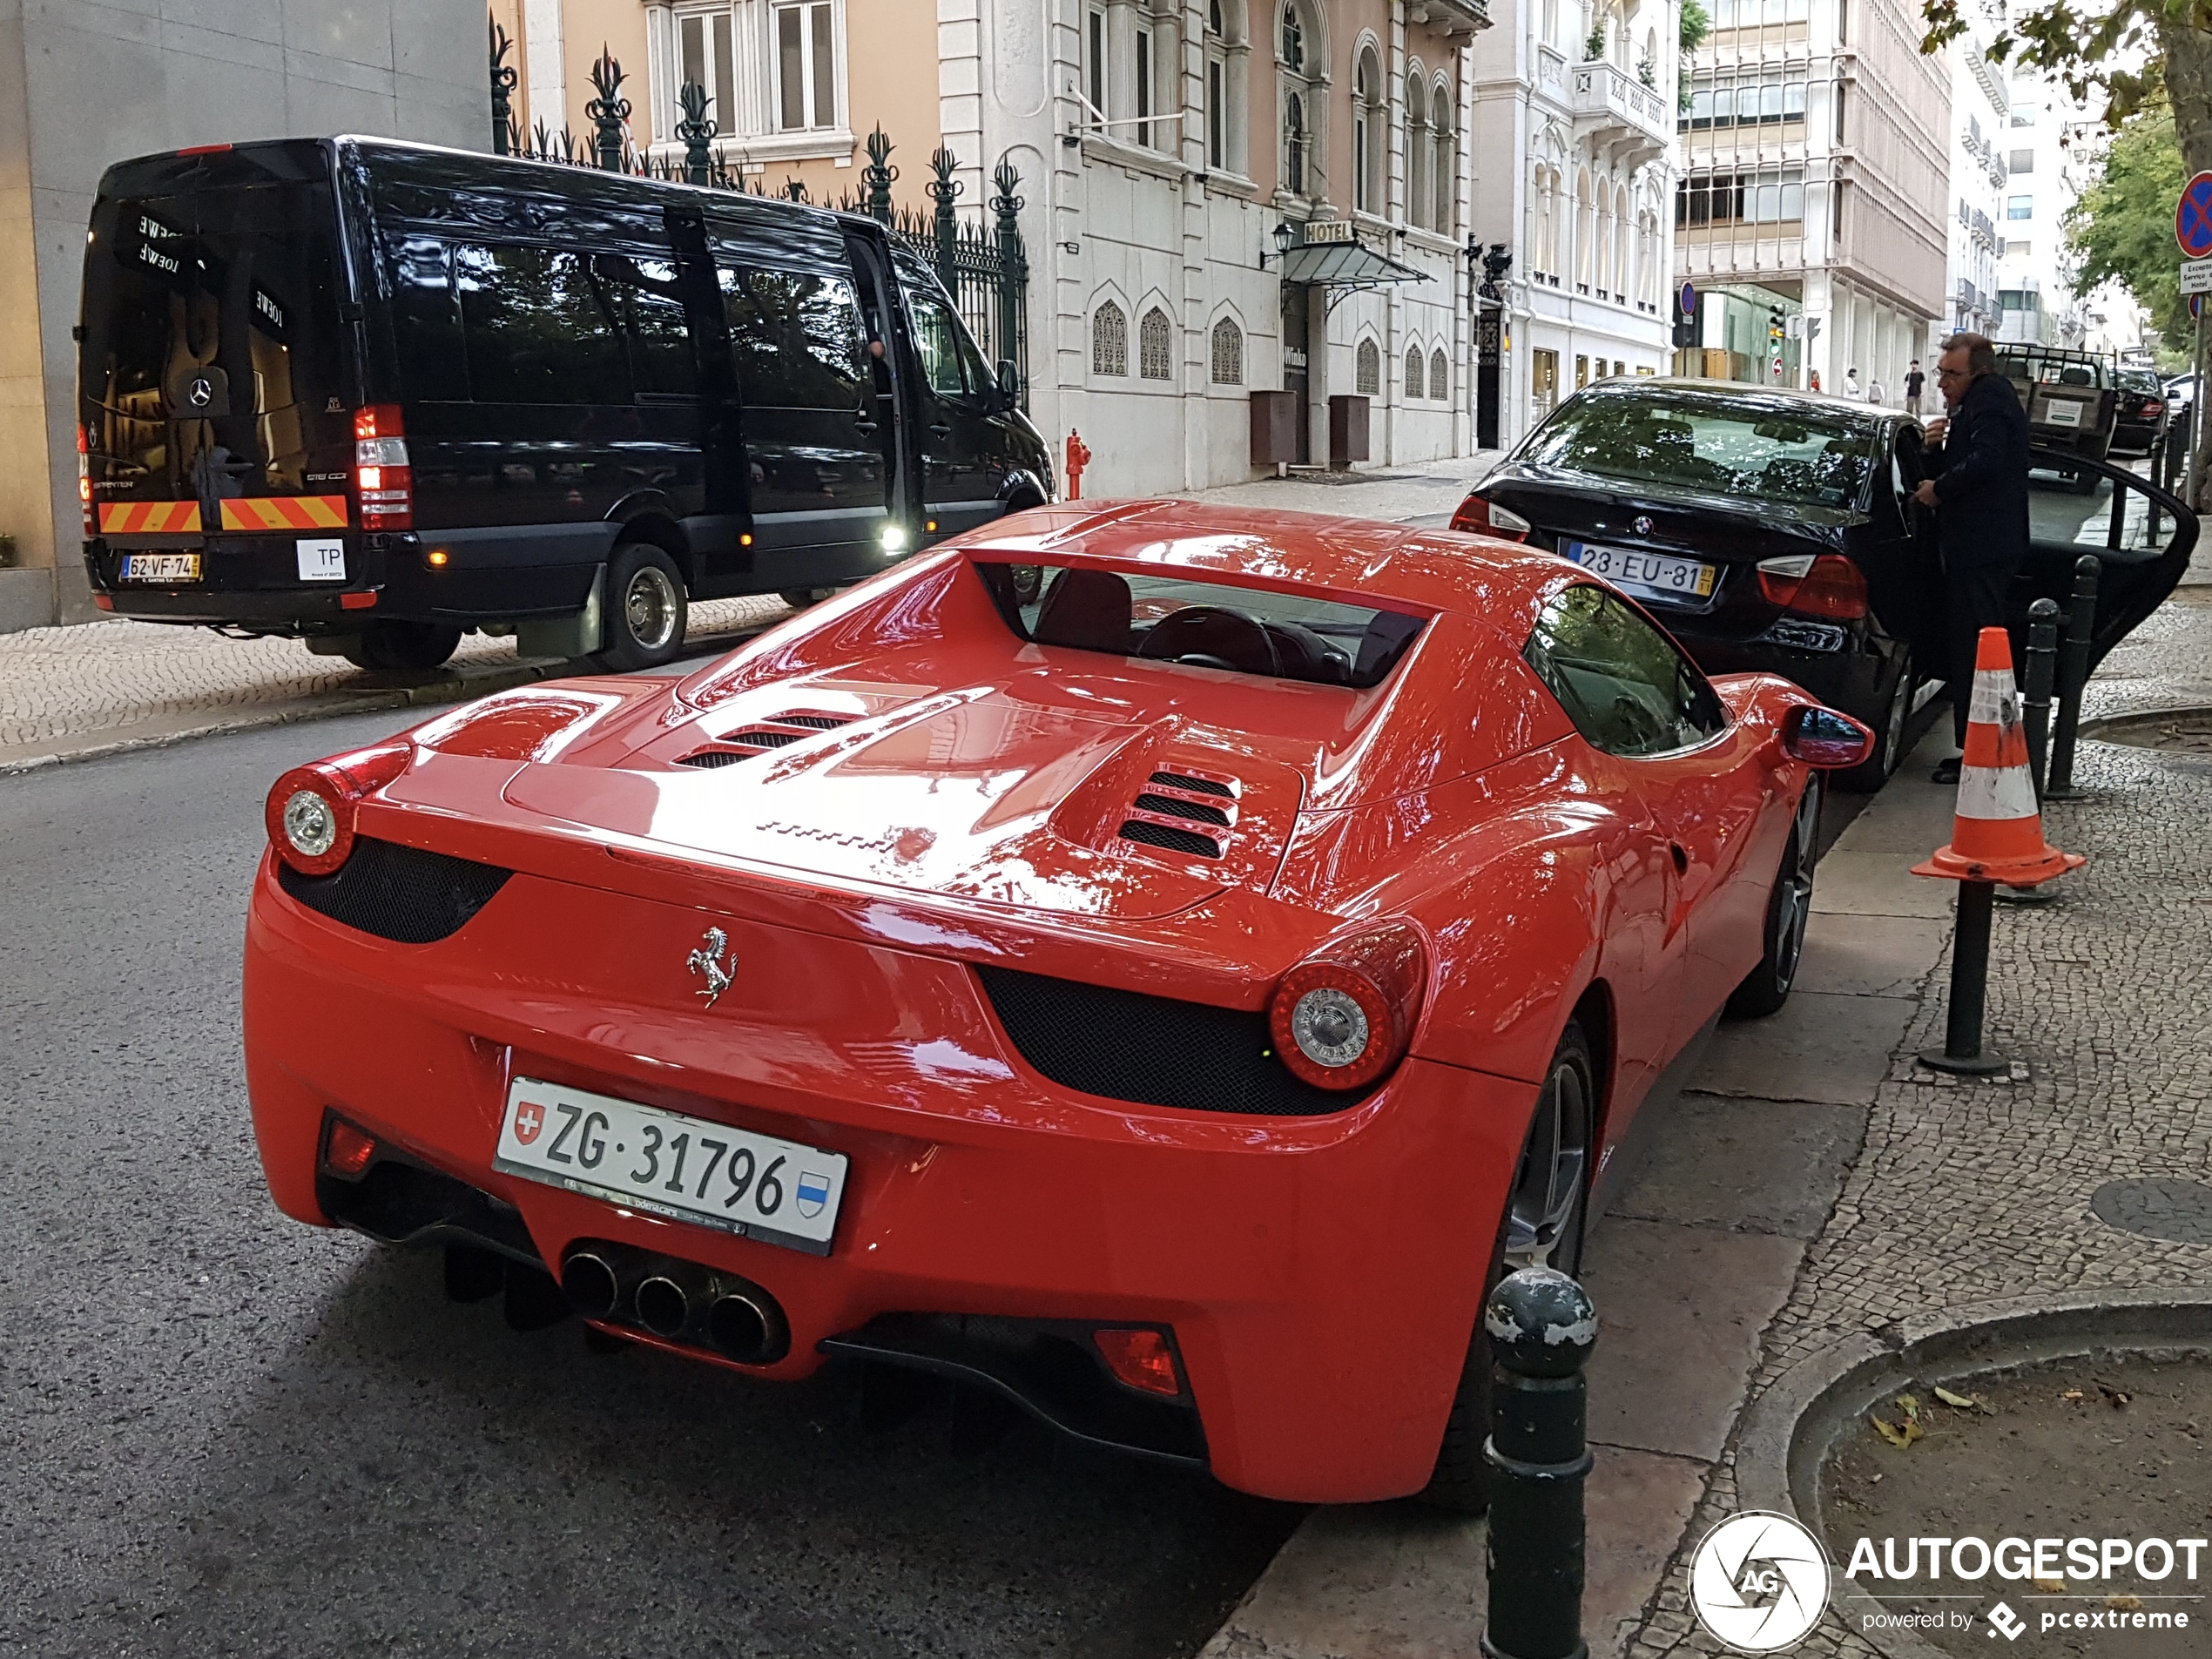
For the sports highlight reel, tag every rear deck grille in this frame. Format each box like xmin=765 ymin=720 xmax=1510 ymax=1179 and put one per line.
xmin=1150 ymin=771 xmax=1232 ymax=798
xmin=1131 ymin=792 xmax=1231 ymax=827
xmin=276 ymin=837 xmax=511 ymax=944
xmin=1116 ymin=819 xmax=1223 ymax=859
xmin=974 ymin=966 xmax=1371 ymax=1116
xmin=677 ymin=711 xmax=856 ymax=768
xmin=1115 ymin=765 xmax=1240 ymax=862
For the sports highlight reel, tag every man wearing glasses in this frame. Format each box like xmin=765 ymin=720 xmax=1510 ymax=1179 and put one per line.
xmin=1910 ymin=333 xmax=2029 ymax=785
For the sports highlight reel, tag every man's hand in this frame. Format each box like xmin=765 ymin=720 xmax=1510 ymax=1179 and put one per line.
xmin=1923 ymin=415 xmax=1948 ymax=447
xmin=1912 ymin=479 xmax=1939 ymax=509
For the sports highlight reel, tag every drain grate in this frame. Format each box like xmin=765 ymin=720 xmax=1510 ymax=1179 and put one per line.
xmin=2090 ymin=1177 xmax=2212 ymax=1246
xmin=2080 ymin=707 xmax=2212 ymax=755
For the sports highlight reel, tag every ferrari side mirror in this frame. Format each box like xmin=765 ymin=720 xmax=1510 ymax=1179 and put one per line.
xmin=1782 ymin=705 xmax=1875 ymax=769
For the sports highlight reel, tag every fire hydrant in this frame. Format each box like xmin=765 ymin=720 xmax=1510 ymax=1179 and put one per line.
xmin=1064 ymin=429 xmax=1092 ymax=501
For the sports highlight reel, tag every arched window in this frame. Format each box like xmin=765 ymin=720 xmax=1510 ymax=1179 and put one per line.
xmin=1534 ymin=164 xmax=1559 ymax=278
xmin=1406 ymin=69 xmax=1429 ymax=227
xmin=1406 ymin=343 xmax=1425 ymax=398
xmin=1574 ymin=168 xmax=1592 ymax=288
xmin=1204 ymin=1 xmax=1249 ymax=178
xmin=1356 ymin=337 xmax=1380 ymax=395
xmin=1210 ymin=316 xmax=1244 ymax=384
xmin=1353 ymin=46 xmax=1384 ymax=215
xmin=1278 ymin=3 xmax=1318 ymax=199
xmin=1431 ymin=81 xmax=1454 ymax=233
xmin=1613 ymin=183 xmax=1632 ymax=298
xmin=1092 ymin=300 xmax=1128 ymax=376
xmin=1430 ymin=347 xmax=1449 ymax=402
xmin=1138 ymin=307 xmax=1173 ymax=380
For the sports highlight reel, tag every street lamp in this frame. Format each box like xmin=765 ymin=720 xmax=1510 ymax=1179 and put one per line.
xmin=1465 ymin=239 xmax=1513 ymax=303
xmin=1261 ymin=219 xmax=1298 ymax=270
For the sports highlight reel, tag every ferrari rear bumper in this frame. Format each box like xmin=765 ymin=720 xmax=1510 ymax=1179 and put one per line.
xmin=243 ymin=853 xmax=1536 ymax=1504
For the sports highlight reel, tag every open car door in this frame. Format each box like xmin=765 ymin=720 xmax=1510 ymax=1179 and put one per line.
xmin=2012 ymin=448 xmax=2199 ymax=674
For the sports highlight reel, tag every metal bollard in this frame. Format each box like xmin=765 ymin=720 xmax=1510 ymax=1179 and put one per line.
xmin=2020 ymin=597 xmax=2060 ymax=803
xmin=2044 ymin=554 xmax=2100 ymax=799
xmin=1483 ymin=1266 xmax=1597 ymax=1659
xmin=1919 ymin=880 xmax=2009 ymax=1075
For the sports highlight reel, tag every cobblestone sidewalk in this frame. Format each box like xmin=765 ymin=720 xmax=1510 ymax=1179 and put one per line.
xmin=1625 ymin=558 xmax=2212 ymax=1658
xmin=0 ymin=462 xmax=1499 ymax=773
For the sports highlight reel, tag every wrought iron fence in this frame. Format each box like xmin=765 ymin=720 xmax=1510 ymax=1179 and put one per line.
xmin=487 ymin=26 xmax=1029 ymax=404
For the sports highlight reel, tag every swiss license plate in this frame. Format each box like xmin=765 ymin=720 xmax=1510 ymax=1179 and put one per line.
xmin=118 ymin=552 xmax=202 ymax=583
xmin=1565 ymin=541 xmax=1718 ymax=602
xmin=494 ymin=1077 xmax=848 ymax=1256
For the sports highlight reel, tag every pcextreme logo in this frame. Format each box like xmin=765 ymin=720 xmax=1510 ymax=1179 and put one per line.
xmin=1689 ymin=1511 xmax=1832 ymax=1652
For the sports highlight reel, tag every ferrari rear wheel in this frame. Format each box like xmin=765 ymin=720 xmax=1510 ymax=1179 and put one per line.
xmin=1421 ymin=1021 xmax=1595 ymax=1514
xmin=1725 ymin=779 xmax=1821 ymax=1019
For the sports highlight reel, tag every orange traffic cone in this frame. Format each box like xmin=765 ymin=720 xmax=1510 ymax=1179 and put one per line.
xmin=1912 ymin=628 xmax=2086 ymax=889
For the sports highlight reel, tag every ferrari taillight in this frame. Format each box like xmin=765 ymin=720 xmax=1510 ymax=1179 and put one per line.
xmin=1094 ymin=1329 xmax=1183 ymax=1397
xmin=1757 ymin=553 xmax=1867 ymax=621
xmin=320 ymin=1116 xmax=379 ymax=1178
xmin=1268 ymin=921 xmax=1428 ymax=1091
xmin=264 ymin=739 xmax=412 ymax=876
xmin=1449 ymin=492 xmax=1532 ymax=541
xmin=354 ymin=404 xmax=412 ymax=530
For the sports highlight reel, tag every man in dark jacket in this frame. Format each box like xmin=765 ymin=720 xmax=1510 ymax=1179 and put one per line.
xmin=1911 ymin=332 xmax=2029 ymax=783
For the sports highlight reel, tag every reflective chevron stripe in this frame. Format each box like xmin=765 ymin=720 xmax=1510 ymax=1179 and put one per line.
xmin=98 ymin=501 xmax=203 ymax=534
xmin=218 ymin=496 xmax=350 ymax=531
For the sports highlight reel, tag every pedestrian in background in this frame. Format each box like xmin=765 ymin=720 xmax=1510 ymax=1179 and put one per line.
xmin=1905 ymin=359 xmax=1926 ymax=414
xmin=1868 ymin=375 xmax=1885 ymax=405
xmin=1911 ymin=332 xmax=2031 ymax=784
xmin=1844 ymin=367 xmax=1862 ymax=399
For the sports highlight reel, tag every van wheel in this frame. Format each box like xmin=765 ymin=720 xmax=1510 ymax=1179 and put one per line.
xmin=779 ymin=587 xmax=837 ymax=609
xmin=341 ymin=620 xmax=462 ymax=672
xmin=596 ymin=543 xmax=688 ymax=672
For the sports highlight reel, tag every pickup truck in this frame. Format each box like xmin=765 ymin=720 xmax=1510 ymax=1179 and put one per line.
xmin=1993 ymin=346 xmax=2116 ymax=482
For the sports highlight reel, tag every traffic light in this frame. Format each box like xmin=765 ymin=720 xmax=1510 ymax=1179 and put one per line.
xmin=1769 ymin=307 xmax=1785 ymax=341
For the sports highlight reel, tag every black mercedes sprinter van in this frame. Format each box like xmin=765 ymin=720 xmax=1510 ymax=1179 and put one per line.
xmin=78 ymin=137 xmax=1052 ymax=670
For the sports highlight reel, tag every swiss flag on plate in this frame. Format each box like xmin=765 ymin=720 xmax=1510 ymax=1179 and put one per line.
xmin=514 ymin=1101 xmax=545 ymax=1145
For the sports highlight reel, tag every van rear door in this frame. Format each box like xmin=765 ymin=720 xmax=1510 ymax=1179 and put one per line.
xmin=80 ymin=144 xmax=360 ymax=597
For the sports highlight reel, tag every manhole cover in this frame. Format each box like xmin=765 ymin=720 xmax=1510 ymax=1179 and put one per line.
xmin=2090 ymin=1177 xmax=2212 ymax=1244
xmin=2079 ymin=707 xmax=2212 ymax=754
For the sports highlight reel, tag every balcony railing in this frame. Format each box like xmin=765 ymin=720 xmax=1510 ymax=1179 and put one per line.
xmin=1570 ymin=60 xmax=1671 ymax=166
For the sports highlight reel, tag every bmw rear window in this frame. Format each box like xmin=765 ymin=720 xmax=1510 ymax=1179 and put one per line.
xmin=974 ymin=563 xmax=1424 ymax=689
xmin=1525 ymin=390 xmax=1877 ymax=508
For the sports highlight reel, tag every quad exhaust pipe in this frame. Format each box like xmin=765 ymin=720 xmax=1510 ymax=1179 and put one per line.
xmin=559 ymin=1240 xmax=789 ymax=1365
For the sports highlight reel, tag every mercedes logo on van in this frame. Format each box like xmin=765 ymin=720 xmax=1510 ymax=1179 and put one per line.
xmin=186 ymin=374 xmax=214 ymax=409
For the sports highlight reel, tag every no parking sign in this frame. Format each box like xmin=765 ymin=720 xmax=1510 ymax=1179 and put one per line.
xmin=2178 ymin=172 xmax=2212 ymax=259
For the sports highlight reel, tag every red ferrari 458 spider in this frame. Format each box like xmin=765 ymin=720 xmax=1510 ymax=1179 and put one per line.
xmin=244 ymin=499 xmax=1872 ymax=1507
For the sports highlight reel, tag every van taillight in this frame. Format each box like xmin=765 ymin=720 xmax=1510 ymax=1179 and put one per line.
xmin=354 ymin=405 xmax=412 ymax=531
xmin=77 ymin=424 xmax=91 ymax=534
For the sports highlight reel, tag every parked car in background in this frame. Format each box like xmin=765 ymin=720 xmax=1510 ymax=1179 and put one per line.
xmin=2111 ymin=368 xmax=2170 ymax=456
xmin=78 ymin=138 xmax=1052 ymax=672
xmin=1452 ymin=378 xmax=2199 ymax=790
xmin=1992 ymin=345 xmax=2116 ymax=477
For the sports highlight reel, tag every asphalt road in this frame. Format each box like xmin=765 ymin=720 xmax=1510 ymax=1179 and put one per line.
xmin=0 ymin=708 xmax=1303 ymax=1659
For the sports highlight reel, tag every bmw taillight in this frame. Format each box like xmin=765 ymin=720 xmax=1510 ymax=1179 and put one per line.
xmin=1449 ymin=492 xmax=1533 ymax=541
xmin=1268 ymin=921 xmax=1428 ymax=1091
xmin=78 ymin=424 xmax=91 ymax=535
xmin=1757 ymin=553 xmax=1867 ymax=621
xmin=264 ymin=740 xmax=411 ymax=875
xmin=354 ymin=404 xmax=412 ymax=530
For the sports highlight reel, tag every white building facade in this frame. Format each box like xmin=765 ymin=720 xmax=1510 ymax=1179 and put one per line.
xmin=1672 ymin=0 xmax=1949 ymax=402
xmin=1994 ymin=80 xmax=2087 ymax=347
xmin=1945 ymin=24 xmax=2007 ymax=348
xmin=1468 ymin=0 xmax=1680 ymax=440
xmin=935 ymin=0 xmax=1493 ymax=496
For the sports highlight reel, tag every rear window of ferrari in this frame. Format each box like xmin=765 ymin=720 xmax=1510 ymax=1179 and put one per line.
xmin=974 ymin=562 xmax=1425 ymax=690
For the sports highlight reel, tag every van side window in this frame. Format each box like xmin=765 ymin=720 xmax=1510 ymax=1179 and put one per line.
xmin=455 ymin=245 xmax=628 ymax=405
xmin=1523 ymin=583 xmax=1727 ymax=758
xmin=593 ymin=253 xmax=695 ymax=397
xmin=722 ymin=268 xmax=865 ymax=408
xmin=905 ymin=290 xmax=969 ymax=400
xmin=388 ymin=236 xmax=467 ymax=401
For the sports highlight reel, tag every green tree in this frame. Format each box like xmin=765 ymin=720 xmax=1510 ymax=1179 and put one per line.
xmin=1679 ymin=0 xmax=1710 ymax=110
xmin=2065 ymin=98 xmax=2191 ymax=346
xmin=1916 ymin=0 xmax=2212 ymax=188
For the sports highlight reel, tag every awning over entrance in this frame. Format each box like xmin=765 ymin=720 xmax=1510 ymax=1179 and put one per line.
xmin=1278 ymin=234 xmax=1432 ymax=293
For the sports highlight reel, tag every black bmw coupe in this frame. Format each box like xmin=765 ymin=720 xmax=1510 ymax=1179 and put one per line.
xmin=1453 ymin=379 xmax=2195 ymax=789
